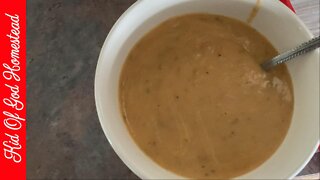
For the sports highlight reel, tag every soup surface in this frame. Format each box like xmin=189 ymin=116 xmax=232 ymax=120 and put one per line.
xmin=119 ymin=14 xmax=293 ymax=179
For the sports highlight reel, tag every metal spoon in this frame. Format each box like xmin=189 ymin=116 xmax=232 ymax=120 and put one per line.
xmin=261 ymin=36 xmax=320 ymax=70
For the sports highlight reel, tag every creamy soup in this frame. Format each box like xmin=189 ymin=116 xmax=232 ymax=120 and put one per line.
xmin=119 ymin=14 xmax=293 ymax=179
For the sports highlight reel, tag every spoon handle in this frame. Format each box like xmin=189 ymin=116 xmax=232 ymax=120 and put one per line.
xmin=261 ymin=36 xmax=320 ymax=70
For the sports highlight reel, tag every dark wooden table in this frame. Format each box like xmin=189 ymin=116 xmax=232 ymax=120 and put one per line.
xmin=27 ymin=0 xmax=319 ymax=179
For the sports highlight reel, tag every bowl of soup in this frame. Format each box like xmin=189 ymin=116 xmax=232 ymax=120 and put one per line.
xmin=95 ymin=0 xmax=319 ymax=179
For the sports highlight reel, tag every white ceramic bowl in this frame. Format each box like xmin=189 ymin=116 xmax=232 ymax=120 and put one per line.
xmin=95 ymin=0 xmax=319 ymax=179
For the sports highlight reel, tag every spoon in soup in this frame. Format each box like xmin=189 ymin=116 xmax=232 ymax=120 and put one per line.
xmin=261 ymin=36 xmax=320 ymax=70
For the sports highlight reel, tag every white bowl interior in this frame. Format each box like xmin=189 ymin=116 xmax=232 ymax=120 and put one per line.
xmin=95 ymin=0 xmax=319 ymax=179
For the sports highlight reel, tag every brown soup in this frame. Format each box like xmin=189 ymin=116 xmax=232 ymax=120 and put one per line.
xmin=119 ymin=14 xmax=293 ymax=179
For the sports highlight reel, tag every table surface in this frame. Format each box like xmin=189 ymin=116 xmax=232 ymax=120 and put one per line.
xmin=27 ymin=0 xmax=319 ymax=179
